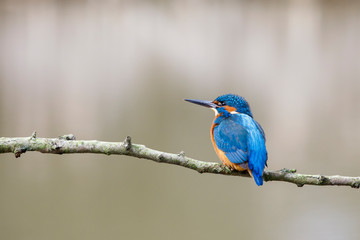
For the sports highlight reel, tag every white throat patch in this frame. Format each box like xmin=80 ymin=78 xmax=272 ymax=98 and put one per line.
xmin=211 ymin=108 xmax=219 ymax=116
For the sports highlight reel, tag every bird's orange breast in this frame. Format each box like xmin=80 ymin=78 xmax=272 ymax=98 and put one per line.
xmin=210 ymin=120 xmax=247 ymax=171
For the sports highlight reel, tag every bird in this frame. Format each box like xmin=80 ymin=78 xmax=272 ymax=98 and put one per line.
xmin=185 ymin=94 xmax=267 ymax=186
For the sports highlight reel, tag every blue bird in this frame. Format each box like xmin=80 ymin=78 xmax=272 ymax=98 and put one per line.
xmin=185 ymin=94 xmax=268 ymax=186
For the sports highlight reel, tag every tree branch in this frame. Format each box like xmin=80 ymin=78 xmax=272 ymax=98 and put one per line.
xmin=0 ymin=133 xmax=359 ymax=189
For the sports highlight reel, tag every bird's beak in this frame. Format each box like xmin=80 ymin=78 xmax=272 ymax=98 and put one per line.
xmin=184 ymin=99 xmax=217 ymax=108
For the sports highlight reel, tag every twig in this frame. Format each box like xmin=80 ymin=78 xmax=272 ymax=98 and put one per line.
xmin=0 ymin=134 xmax=359 ymax=188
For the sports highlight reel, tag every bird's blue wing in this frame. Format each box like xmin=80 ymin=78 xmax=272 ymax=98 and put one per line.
xmin=213 ymin=117 xmax=249 ymax=164
xmin=214 ymin=114 xmax=267 ymax=186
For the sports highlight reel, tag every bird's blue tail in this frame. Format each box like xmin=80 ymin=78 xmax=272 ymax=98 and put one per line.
xmin=253 ymin=172 xmax=264 ymax=186
xmin=248 ymin=151 xmax=266 ymax=186
xmin=248 ymin=169 xmax=263 ymax=186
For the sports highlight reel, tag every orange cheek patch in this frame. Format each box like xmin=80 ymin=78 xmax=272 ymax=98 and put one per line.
xmin=224 ymin=106 xmax=237 ymax=112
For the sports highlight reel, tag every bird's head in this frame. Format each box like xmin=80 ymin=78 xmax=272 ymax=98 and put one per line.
xmin=185 ymin=94 xmax=253 ymax=117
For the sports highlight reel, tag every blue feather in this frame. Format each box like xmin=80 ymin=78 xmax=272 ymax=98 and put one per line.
xmin=214 ymin=113 xmax=267 ymax=186
xmin=213 ymin=116 xmax=248 ymax=164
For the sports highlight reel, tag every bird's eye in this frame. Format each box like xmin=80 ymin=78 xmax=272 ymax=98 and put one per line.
xmin=218 ymin=101 xmax=226 ymax=106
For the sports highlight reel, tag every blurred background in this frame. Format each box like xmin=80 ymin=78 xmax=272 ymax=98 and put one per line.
xmin=1 ymin=0 xmax=360 ymax=239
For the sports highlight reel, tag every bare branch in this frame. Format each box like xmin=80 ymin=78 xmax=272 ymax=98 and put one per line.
xmin=0 ymin=134 xmax=359 ymax=188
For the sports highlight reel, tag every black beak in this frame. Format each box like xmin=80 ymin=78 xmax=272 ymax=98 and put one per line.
xmin=184 ymin=99 xmax=217 ymax=108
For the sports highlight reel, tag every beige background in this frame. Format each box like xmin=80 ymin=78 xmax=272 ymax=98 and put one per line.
xmin=1 ymin=1 xmax=360 ymax=239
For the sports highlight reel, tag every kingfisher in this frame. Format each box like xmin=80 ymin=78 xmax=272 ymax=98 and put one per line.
xmin=185 ymin=94 xmax=267 ymax=186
